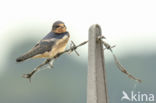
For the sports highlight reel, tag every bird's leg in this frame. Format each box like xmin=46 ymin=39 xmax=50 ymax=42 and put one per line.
xmin=23 ymin=58 xmax=52 ymax=82
xmin=47 ymin=52 xmax=63 ymax=69
xmin=54 ymin=52 xmax=62 ymax=58
xmin=48 ymin=58 xmax=55 ymax=68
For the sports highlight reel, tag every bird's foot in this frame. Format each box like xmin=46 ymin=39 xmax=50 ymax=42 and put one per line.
xmin=48 ymin=59 xmax=54 ymax=69
xmin=48 ymin=62 xmax=54 ymax=69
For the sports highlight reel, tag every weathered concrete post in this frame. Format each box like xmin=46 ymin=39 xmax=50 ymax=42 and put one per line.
xmin=87 ymin=24 xmax=108 ymax=103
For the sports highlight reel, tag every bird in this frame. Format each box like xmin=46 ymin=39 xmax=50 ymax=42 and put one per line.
xmin=16 ymin=21 xmax=70 ymax=62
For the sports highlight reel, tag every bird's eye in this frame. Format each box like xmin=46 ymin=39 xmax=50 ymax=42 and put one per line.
xmin=56 ymin=25 xmax=60 ymax=28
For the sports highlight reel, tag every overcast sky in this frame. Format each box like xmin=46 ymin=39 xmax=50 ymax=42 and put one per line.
xmin=0 ymin=0 xmax=156 ymax=74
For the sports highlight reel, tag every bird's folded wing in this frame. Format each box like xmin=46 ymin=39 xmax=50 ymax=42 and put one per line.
xmin=16 ymin=38 xmax=57 ymax=62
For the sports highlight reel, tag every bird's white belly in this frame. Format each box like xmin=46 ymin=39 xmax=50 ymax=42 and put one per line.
xmin=33 ymin=35 xmax=69 ymax=58
xmin=49 ymin=35 xmax=69 ymax=58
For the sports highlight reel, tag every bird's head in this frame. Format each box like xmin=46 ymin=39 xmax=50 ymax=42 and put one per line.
xmin=52 ymin=21 xmax=67 ymax=33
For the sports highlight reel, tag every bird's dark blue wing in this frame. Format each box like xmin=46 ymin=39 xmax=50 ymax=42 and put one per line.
xmin=16 ymin=38 xmax=57 ymax=62
xmin=16 ymin=32 xmax=69 ymax=62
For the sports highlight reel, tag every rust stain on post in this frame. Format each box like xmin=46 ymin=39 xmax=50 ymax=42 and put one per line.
xmin=87 ymin=24 xmax=108 ymax=103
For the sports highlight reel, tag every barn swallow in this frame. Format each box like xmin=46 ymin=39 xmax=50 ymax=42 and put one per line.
xmin=16 ymin=21 xmax=70 ymax=62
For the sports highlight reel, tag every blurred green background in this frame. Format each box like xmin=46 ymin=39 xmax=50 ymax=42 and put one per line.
xmin=0 ymin=24 xmax=156 ymax=103
xmin=0 ymin=0 xmax=156 ymax=103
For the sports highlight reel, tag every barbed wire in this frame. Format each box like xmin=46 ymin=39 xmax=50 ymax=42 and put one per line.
xmin=101 ymin=40 xmax=142 ymax=83
xmin=23 ymin=36 xmax=141 ymax=83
